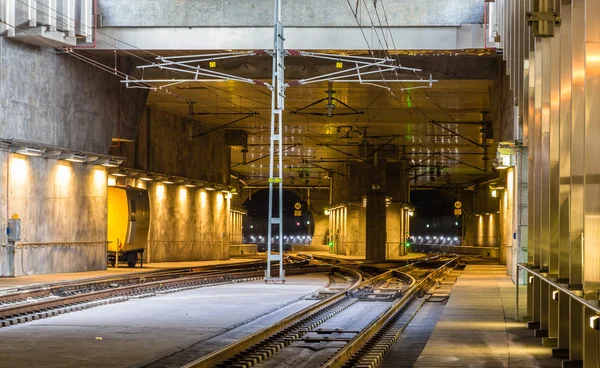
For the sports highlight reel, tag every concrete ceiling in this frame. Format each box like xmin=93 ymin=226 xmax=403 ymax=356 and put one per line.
xmin=140 ymin=53 xmax=500 ymax=189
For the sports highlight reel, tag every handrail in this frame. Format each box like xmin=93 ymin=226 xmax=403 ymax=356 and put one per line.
xmin=516 ymin=263 xmax=600 ymax=320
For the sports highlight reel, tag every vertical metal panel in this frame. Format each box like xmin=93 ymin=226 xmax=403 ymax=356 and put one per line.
xmin=6 ymin=0 xmax=15 ymax=37
xmin=558 ymin=0 xmax=572 ymax=284
xmin=540 ymin=37 xmax=551 ymax=273
xmin=557 ymin=0 xmax=573 ymax=353
xmin=28 ymin=0 xmax=36 ymax=26
xmin=49 ymin=0 xmax=57 ymax=31
xmin=583 ymin=0 xmax=600 ymax=300
xmin=570 ymin=0 xmax=585 ymax=289
xmin=570 ymin=0 xmax=586 ymax=361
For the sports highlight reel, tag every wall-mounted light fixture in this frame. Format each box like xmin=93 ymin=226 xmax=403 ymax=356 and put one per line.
xmin=184 ymin=181 xmax=197 ymax=188
xmin=162 ymin=177 xmax=175 ymax=185
xmin=110 ymin=169 xmax=128 ymax=177
xmin=491 ymin=189 xmax=498 ymax=198
xmin=63 ymin=153 xmax=87 ymax=163
xmin=4 ymin=139 xmax=123 ymax=167
xmin=138 ymin=173 xmax=154 ymax=182
xmin=13 ymin=147 xmax=45 ymax=156
xmin=590 ymin=316 xmax=600 ymax=330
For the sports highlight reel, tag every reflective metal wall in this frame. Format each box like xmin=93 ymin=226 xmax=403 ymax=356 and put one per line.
xmin=496 ymin=0 xmax=600 ymax=364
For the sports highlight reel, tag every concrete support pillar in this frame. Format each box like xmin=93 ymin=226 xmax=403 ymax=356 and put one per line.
xmin=365 ymin=192 xmax=386 ymax=261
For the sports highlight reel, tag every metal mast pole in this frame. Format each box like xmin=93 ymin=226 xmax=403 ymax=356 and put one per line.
xmin=265 ymin=0 xmax=285 ymax=282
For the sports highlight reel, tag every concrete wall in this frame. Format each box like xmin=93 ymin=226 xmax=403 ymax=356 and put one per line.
xmin=99 ymin=0 xmax=483 ymax=27
xmin=146 ymin=182 xmax=230 ymax=262
xmin=0 ymin=39 xmax=147 ymax=148
xmin=112 ymin=106 xmax=233 ymax=262
xmin=115 ymin=107 xmax=230 ymax=185
xmin=1 ymin=151 xmax=108 ymax=276
xmin=0 ymin=39 xmax=147 ymax=276
xmin=311 ymin=213 xmax=329 ymax=247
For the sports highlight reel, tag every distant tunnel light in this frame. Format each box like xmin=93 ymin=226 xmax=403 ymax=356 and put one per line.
xmin=427 ymin=224 xmax=430 ymax=228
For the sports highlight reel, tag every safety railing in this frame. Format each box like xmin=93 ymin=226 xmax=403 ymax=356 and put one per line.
xmin=515 ymin=263 xmax=600 ymax=321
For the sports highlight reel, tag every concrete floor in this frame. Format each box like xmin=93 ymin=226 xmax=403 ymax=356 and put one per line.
xmin=412 ymin=264 xmax=562 ymax=368
xmin=0 ymin=274 xmax=328 ymax=368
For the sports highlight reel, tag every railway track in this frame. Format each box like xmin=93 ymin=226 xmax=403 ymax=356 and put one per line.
xmin=0 ymin=259 xmax=330 ymax=328
xmin=179 ymin=256 xmax=459 ymax=368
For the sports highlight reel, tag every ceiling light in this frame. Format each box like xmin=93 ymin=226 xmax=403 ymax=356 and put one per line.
xmin=111 ymin=169 xmax=127 ymax=177
xmin=185 ymin=182 xmax=197 ymax=188
xmin=64 ymin=154 xmax=87 ymax=163
xmin=162 ymin=177 xmax=175 ymax=185
xmin=204 ymin=186 xmax=216 ymax=191
xmin=102 ymin=159 xmax=123 ymax=168
xmin=14 ymin=147 xmax=44 ymax=156
xmin=139 ymin=173 xmax=154 ymax=182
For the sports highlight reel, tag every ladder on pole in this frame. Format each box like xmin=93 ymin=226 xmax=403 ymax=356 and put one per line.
xmin=265 ymin=0 xmax=285 ymax=282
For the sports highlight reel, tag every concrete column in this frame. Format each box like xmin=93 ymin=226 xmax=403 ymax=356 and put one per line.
xmin=366 ymin=192 xmax=386 ymax=261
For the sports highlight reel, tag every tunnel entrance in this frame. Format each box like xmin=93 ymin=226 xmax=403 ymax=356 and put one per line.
xmin=242 ymin=189 xmax=314 ymax=249
xmin=409 ymin=190 xmax=463 ymax=246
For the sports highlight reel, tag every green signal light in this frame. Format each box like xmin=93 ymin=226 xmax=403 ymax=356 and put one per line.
xmin=328 ymin=242 xmax=334 ymax=247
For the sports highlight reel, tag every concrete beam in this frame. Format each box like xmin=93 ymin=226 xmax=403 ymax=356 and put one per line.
xmin=96 ymin=25 xmax=485 ymax=51
xmin=98 ymin=0 xmax=483 ymax=28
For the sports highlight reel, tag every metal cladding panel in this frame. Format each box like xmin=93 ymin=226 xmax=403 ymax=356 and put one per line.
xmin=584 ymin=0 xmax=600 ymax=309
xmin=570 ymin=0 xmax=585 ymax=287
xmin=558 ymin=0 xmax=572 ymax=283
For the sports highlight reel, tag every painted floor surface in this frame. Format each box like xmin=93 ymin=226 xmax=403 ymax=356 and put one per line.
xmin=0 ymin=274 xmax=328 ymax=368
xmin=411 ymin=265 xmax=562 ymax=368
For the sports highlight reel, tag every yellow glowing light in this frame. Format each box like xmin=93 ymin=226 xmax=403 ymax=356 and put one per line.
xmin=199 ymin=189 xmax=207 ymax=206
xmin=491 ymin=189 xmax=498 ymax=198
xmin=324 ymin=209 xmax=330 ymax=215
xmin=216 ymin=192 xmax=224 ymax=209
xmin=179 ymin=187 xmax=187 ymax=202
xmin=156 ymin=183 xmax=165 ymax=201
xmin=107 ymin=176 xmax=117 ymax=186
xmin=9 ymin=156 xmax=29 ymax=184
xmin=55 ymin=163 xmax=73 ymax=196
xmin=93 ymin=168 xmax=106 ymax=188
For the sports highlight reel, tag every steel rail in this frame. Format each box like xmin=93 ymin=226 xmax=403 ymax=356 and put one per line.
xmin=181 ymin=259 xmax=438 ymax=368
xmin=320 ymin=257 xmax=458 ymax=368
xmin=180 ymin=266 xmax=364 ymax=368
xmin=0 ymin=263 xmax=329 ymax=320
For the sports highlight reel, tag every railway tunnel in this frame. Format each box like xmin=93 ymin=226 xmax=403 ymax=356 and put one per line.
xmin=0 ymin=0 xmax=597 ymax=367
